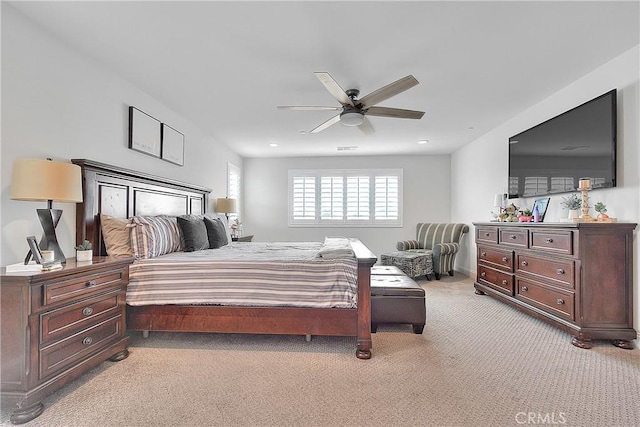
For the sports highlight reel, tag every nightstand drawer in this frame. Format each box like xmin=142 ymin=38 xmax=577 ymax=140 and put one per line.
xmin=39 ymin=315 xmax=122 ymax=380
xmin=40 ymin=290 xmax=122 ymax=346
xmin=43 ymin=267 xmax=127 ymax=306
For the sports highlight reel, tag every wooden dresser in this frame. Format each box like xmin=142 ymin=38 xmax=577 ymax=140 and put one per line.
xmin=1 ymin=257 xmax=133 ymax=424
xmin=473 ymin=222 xmax=637 ymax=349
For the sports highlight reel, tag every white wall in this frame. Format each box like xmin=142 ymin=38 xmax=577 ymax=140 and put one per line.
xmin=243 ymin=155 xmax=451 ymax=260
xmin=451 ymin=46 xmax=640 ymax=333
xmin=1 ymin=5 xmax=241 ymax=265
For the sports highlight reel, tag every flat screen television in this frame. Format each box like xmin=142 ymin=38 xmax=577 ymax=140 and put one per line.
xmin=508 ymin=89 xmax=616 ymax=199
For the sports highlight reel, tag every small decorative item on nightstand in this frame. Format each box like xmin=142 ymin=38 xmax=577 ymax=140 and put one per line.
xmin=75 ymin=239 xmax=93 ymax=261
xmin=232 ymin=235 xmax=253 ymax=242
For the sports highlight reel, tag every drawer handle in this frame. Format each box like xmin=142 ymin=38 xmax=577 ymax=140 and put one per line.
xmin=556 ymin=268 xmax=565 ymax=275
xmin=82 ymin=337 xmax=93 ymax=345
xmin=546 ymin=237 xmax=554 ymax=243
xmin=557 ymin=298 xmax=565 ymax=305
xmin=481 ymin=252 xmax=487 ymax=257
xmin=521 ymin=286 xmax=528 ymax=292
xmin=521 ymin=261 xmax=528 ymax=267
xmin=502 ymin=256 xmax=508 ymax=263
xmin=510 ymin=235 xmax=517 ymax=240
xmin=82 ymin=307 xmax=93 ymax=316
xmin=480 ymin=272 xmax=486 ymax=278
xmin=86 ymin=280 xmax=97 ymax=288
xmin=501 ymin=280 xmax=507 ymax=286
xmin=484 ymin=232 xmax=490 ymax=237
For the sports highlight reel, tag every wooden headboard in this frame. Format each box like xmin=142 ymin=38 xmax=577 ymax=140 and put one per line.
xmin=72 ymin=159 xmax=211 ymax=256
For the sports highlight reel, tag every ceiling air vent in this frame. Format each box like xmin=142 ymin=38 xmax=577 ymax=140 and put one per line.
xmin=337 ymin=146 xmax=358 ymax=151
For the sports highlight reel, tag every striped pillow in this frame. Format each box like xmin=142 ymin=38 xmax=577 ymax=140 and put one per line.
xmin=130 ymin=216 xmax=183 ymax=259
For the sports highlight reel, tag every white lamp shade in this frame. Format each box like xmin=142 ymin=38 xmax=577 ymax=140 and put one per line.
xmin=216 ymin=197 xmax=237 ymax=214
xmin=11 ymin=159 xmax=83 ymax=203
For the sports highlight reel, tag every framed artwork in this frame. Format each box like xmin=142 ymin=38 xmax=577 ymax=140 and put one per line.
xmin=161 ymin=123 xmax=185 ymax=166
xmin=533 ymin=197 xmax=550 ymax=222
xmin=129 ymin=106 xmax=161 ymax=158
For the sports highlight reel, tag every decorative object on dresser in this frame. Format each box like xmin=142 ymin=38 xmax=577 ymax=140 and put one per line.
xmin=531 ymin=197 xmax=550 ymax=222
xmin=1 ymin=256 xmax=134 ymax=424
xmin=11 ymin=158 xmax=83 ymax=264
xmin=474 ymin=222 xmax=637 ymax=349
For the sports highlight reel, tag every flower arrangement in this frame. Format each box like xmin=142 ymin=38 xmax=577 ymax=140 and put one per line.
xmin=230 ymin=218 xmax=242 ymax=237
xmin=560 ymin=193 xmax=582 ymax=210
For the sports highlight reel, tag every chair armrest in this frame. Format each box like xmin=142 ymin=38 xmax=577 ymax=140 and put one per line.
xmin=432 ymin=242 xmax=460 ymax=257
xmin=396 ymin=240 xmax=420 ymax=251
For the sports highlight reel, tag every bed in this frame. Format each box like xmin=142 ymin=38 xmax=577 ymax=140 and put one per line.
xmin=72 ymin=159 xmax=377 ymax=359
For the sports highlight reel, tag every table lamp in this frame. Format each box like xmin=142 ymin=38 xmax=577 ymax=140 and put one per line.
xmin=215 ymin=197 xmax=237 ymax=220
xmin=11 ymin=158 xmax=83 ymax=263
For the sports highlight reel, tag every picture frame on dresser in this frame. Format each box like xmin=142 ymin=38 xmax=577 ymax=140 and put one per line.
xmin=532 ymin=197 xmax=550 ymax=222
xmin=161 ymin=123 xmax=184 ymax=166
xmin=128 ymin=106 xmax=161 ymax=158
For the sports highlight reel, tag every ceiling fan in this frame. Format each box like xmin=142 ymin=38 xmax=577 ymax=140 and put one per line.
xmin=277 ymin=72 xmax=425 ymax=134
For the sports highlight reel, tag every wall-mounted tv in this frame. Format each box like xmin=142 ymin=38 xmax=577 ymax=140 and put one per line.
xmin=508 ymin=89 xmax=616 ymax=199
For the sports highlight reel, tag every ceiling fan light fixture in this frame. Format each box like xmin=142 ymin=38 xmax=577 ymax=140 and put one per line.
xmin=340 ymin=111 xmax=364 ymax=127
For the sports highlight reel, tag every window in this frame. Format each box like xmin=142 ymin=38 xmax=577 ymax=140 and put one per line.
xmin=227 ymin=163 xmax=241 ymax=223
xmin=289 ymin=169 xmax=402 ymax=227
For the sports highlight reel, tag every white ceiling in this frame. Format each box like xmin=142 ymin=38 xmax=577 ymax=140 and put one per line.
xmin=8 ymin=1 xmax=639 ymax=158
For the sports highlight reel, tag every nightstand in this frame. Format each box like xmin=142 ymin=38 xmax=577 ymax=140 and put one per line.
xmin=232 ymin=235 xmax=253 ymax=242
xmin=1 ymin=256 xmax=134 ymax=424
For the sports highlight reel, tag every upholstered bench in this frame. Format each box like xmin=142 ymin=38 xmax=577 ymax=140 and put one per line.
xmin=380 ymin=250 xmax=434 ymax=280
xmin=370 ymin=274 xmax=426 ymax=334
xmin=370 ymin=265 xmax=405 ymax=276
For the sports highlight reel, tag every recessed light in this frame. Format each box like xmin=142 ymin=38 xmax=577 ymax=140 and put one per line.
xmin=418 ymin=140 xmax=429 ymax=145
xmin=269 ymin=143 xmax=278 ymax=147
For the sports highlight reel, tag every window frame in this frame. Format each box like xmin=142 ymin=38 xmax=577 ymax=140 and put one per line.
xmin=288 ymin=168 xmax=403 ymax=227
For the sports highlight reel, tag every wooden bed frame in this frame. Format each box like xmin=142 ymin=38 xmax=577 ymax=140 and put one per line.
xmin=72 ymin=159 xmax=377 ymax=359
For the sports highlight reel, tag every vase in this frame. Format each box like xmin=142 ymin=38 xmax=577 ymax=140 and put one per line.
xmin=568 ymin=209 xmax=579 ymax=220
xmin=76 ymin=249 xmax=93 ymax=262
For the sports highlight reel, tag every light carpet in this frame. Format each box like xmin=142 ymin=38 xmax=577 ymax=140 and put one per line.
xmin=1 ymin=275 xmax=639 ymax=427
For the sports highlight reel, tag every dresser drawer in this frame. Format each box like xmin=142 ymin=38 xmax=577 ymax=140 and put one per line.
xmin=477 ymin=265 xmax=514 ymax=296
xmin=499 ymin=228 xmax=528 ymax=247
xmin=516 ymin=279 xmax=575 ymax=321
xmin=530 ymin=230 xmax=573 ymax=255
xmin=39 ymin=315 xmax=122 ymax=380
xmin=40 ymin=290 xmax=122 ymax=346
xmin=478 ymin=245 xmax=513 ymax=272
xmin=516 ymin=254 xmax=575 ymax=289
xmin=476 ymin=227 xmax=498 ymax=244
xmin=43 ymin=268 xmax=127 ymax=306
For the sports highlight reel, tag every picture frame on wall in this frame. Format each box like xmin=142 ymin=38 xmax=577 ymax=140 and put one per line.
xmin=533 ymin=197 xmax=550 ymax=222
xmin=128 ymin=106 xmax=161 ymax=158
xmin=161 ymin=123 xmax=185 ymax=166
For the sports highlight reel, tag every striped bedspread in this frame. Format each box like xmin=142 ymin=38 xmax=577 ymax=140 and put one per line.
xmin=126 ymin=240 xmax=359 ymax=308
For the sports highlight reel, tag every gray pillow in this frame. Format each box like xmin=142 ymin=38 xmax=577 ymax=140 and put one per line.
xmin=177 ymin=216 xmax=210 ymax=252
xmin=203 ymin=217 xmax=229 ymax=248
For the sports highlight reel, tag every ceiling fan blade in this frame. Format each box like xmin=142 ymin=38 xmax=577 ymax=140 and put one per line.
xmin=365 ymin=106 xmax=425 ymax=120
xmin=358 ymin=116 xmax=375 ymax=135
xmin=359 ymin=75 xmax=419 ymax=108
xmin=277 ymin=106 xmax=341 ymax=111
xmin=310 ymin=114 xmax=341 ymax=133
xmin=315 ymin=72 xmax=354 ymax=107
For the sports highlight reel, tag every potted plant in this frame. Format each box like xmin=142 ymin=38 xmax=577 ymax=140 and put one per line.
xmin=75 ymin=240 xmax=93 ymax=262
xmin=594 ymin=202 xmax=609 ymax=220
xmin=561 ymin=193 xmax=582 ymax=219
xmin=519 ymin=208 xmax=533 ymax=222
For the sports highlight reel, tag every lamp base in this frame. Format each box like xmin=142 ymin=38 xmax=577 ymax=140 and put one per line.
xmin=25 ymin=209 xmax=66 ymax=264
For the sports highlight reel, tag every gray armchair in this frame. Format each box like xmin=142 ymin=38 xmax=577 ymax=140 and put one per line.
xmin=396 ymin=223 xmax=469 ymax=279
